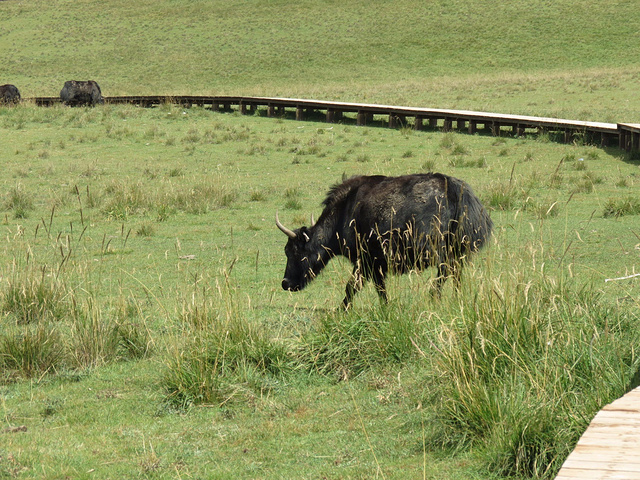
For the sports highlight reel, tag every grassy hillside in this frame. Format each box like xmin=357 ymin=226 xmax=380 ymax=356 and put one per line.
xmin=2 ymin=0 xmax=640 ymax=121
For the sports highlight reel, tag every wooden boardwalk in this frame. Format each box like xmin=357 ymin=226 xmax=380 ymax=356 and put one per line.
xmin=619 ymin=123 xmax=640 ymax=152
xmin=28 ymin=95 xmax=640 ymax=152
xmin=556 ymin=386 xmax=640 ymax=479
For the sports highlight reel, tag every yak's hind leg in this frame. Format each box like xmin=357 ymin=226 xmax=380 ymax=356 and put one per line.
xmin=432 ymin=258 xmax=464 ymax=297
xmin=372 ymin=268 xmax=388 ymax=304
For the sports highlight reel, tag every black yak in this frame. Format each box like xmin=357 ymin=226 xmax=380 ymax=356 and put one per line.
xmin=60 ymin=80 xmax=103 ymax=106
xmin=0 ymin=84 xmax=21 ymax=104
xmin=276 ymin=173 xmax=492 ymax=309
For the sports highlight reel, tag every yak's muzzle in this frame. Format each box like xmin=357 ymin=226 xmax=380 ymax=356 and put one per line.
xmin=282 ymin=279 xmax=301 ymax=292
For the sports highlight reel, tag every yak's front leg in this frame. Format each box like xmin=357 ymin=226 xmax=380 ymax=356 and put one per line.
xmin=342 ymin=265 xmax=388 ymax=309
xmin=342 ymin=267 xmax=364 ymax=310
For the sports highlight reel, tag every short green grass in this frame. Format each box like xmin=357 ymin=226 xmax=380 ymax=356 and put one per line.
xmin=0 ymin=104 xmax=638 ymax=479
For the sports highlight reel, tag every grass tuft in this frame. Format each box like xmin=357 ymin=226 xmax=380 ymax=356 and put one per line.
xmin=0 ymin=323 xmax=65 ymax=380
xmin=603 ymin=196 xmax=640 ymax=217
xmin=300 ymin=305 xmax=419 ymax=379
xmin=162 ymin=288 xmax=293 ymax=408
xmin=69 ymin=297 xmax=121 ymax=369
xmin=3 ymin=184 xmax=34 ymax=219
xmin=1 ymin=266 xmax=68 ymax=325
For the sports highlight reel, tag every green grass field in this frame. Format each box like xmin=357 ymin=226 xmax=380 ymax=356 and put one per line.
xmin=1 ymin=1 xmax=640 ymax=479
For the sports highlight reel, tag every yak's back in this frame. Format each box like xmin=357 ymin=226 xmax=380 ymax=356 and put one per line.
xmin=325 ymin=173 xmax=452 ymax=218
xmin=60 ymin=80 xmax=103 ymax=106
xmin=324 ymin=173 xmax=492 ymax=251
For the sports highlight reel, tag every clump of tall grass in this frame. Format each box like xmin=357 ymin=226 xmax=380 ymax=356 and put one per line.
xmin=570 ymin=171 xmax=602 ymax=195
xmin=603 ymin=196 xmax=640 ymax=217
xmin=484 ymin=180 xmax=527 ymax=211
xmin=100 ymin=178 xmax=238 ymax=219
xmin=161 ymin=180 xmax=237 ymax=214
xmin=101 ymin=180 xmax=147 ymax=220
xmin=1 ymin=265 xmax=69 ymax=325
xmin=421 ymin=158 xmax=437 ymax=171
xmin=113 ymin=295 xmax=153 ymax=360
xmin=522 ymin=198 xmax=560 ymax=219
xmin=249 ymin=188 xmax=267 ymax=202
xmin=448 ymin=156 xmax=487 ymax=168
xmin=439 ymin=132 xmax=458 ymax=149
xmin=136 ymin=222 xmax=155 ymax=237
xmin=162 ymin=285 xmax=293 ymax=408
xmin=428 ymin=264 xmax=640 ymax=478
xmin=0 ymin=280 xmax=152 ymax=379
xmin=283 ymin=187 xmax=303 ymax=210
xmin=0 ymin=323 xmax=65 ymax=380
xmin=68 ymin=297 xmax=121 ymax=369
xmin=300 ymin=305 xmax=420 ymax=379
xmin=3 ymin=184 xmax=34 ymax=219
xmin=439 ymin=132 xmax=470 ymax=157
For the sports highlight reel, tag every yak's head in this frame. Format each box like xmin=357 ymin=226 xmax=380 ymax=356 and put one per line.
xmin=276 ymin=212 xmax=324 ymax=292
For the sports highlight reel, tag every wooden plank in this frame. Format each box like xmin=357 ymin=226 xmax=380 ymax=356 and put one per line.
xmin=566 ymin=446 xmax=640 ymax=464
xmin=576 ymin=434 xmax=640 ymax=447
xmin=603 ymin=398 xmax=640 ymax=412
xmin=27 ymin=93 xmax=621 ymax=134
xmin=581 ymin=421 xmax=640 ymax=433
xmin=604 ymin=387 xmax=640 ymax=402
xmin=619 ymin=123 xmax=640 ymax=134
xmin=590 ymin=415 xmax=640 ymax=427
xmin=562 ymin=459 xmax=640 ymax=472
xmin=620 ymin=129 xmax=628 ymax=150
xmin=594 ymin=409 xmax=640 ymax=419
xmin=557 ymin=470 xmax=640 ymax=479
xmin=326 ymin=109 xmax=335 ymax=123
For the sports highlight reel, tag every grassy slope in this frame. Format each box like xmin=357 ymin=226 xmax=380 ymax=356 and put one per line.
xmin=1 ymin=1 xmax=640 ymax=479
xmin=2 ymin=0 xmax=640 ymax=120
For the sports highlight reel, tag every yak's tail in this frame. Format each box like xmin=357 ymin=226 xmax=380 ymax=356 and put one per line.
xmin=446 ymin=176 xmax=493 ymax=253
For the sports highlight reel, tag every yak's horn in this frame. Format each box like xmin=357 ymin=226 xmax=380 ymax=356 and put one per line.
xmin=310 ymin=214 xmax=315 ymax=226
xmin=275 ymin=211 xmax=297 ymax=239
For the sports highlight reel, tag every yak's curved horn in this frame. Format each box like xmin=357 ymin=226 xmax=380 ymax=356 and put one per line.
xmin=310 ymin=214 xmax=315 ymax=227
xmin=275 ymin=211 xmax=297 ymax=239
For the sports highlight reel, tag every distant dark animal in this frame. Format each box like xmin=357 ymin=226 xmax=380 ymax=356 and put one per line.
xmin=276 ymin=173 xmax=493 ymax=309
xmin=59 ymin=80 xmax=103 ymax=106
xmin=0 ymin=84 xmax=21 ymax=104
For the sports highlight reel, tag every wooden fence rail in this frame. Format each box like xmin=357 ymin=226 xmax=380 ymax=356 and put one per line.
xmin=28 ymin=95 xmax=640 ymax=152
